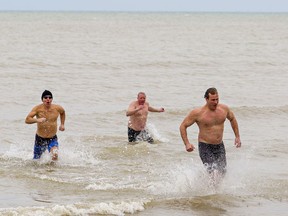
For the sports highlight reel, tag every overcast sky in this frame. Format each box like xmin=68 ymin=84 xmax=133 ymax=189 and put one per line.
xmin=0 ymin=0 xmax=287 ymax=12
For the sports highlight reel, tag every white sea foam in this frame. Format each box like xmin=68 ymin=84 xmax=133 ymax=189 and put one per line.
xmin=0 ymin=199 xmax=151 ymax=216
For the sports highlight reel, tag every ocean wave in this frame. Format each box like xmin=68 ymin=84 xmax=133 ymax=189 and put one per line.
xmin=85 ymin=181 xmax=143 ymax=191
xmin=154 ymin=105 xmax=288 ymax=118
xmin=0 ymin=199 xmax=151 ymax=216
xmin=232 ymin=105 xmax=288 ymax=117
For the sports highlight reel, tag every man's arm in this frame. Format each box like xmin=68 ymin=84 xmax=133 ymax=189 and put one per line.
xmin=25 ymin=106 xmax=45 ymax=124
xmin=58 ymin=105 xmax=66 ymax=131
xmin=126 ymin=102 xmax=143 ymax=116
xmin=179 ymin=110 xmax=197 ymax=152
xmin=227 ymin=108 xmax=241 ymax=148
xmin=148 ymin=105 xmax=164 ymax=113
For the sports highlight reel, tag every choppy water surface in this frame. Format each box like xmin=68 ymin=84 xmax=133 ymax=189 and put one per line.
xmin=0 ymin=12 xmax=287 ymax=215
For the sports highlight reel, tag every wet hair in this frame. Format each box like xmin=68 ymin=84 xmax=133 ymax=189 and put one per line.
xmin=204 ymin=87 xmax=218 ymax=99
xmin=41 ymin=90 xmax=53 ymax=100
xmin=137 ymin=92 xmax=146 ymax=98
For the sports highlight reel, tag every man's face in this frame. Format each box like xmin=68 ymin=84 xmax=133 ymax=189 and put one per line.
xmin=137 ymin=94 xmax=146 ymax=105
xmin=206 ymin=93 xmax=219 ymax=110
xmin=42 ymin=95 xmax=53 ymax=106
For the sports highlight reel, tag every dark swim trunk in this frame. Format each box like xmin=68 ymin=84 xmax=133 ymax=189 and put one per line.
xmin=33 ymin=134 xmax=58 ymax=159
xmin=198 ymin=142 xmax=227 ymax=175
xmin=128 ymin=127 xmax=154 ymax=143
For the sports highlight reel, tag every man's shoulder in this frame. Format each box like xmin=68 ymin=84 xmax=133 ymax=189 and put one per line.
xmin=129 ymin=100 xmax=138 ymax=107
xmin=218 ymin=103 xmax=229 ymax=110
xmin=195 ymin=105 xmax=206 ymax=112
xmin=33 ymin=104 xmax=44 ymax=110
xmin=189 ymin=106 xmax=203 ymax=116
xmin=52 ymin=104 xmax=64 ymax=111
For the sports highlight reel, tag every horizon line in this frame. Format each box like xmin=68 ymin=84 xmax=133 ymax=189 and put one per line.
xmin=0 ymin=10 xmax=288 ymax=13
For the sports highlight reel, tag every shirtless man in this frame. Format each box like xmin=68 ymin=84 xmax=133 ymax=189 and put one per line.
xmin=25 ymin=90 xmax=65 ymax=161
xmin=126 ymin=92 xmax=164 ymax=143
xmin=180 ymin=87 xmax=241 ymax=177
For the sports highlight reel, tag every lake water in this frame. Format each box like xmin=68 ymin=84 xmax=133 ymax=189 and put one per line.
xmin=0 ymin=12 xmax=287 ymax=215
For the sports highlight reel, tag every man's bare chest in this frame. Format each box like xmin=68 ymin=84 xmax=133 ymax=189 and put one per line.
xmin=198 ymin=111 xmax=226 ymax=127
xmin=38 ymin=109 xmax=59 ymax=121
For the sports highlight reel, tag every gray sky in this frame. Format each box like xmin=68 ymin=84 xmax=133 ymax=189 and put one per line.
xmin=0 ymin=0 xmax=287 ymax=12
